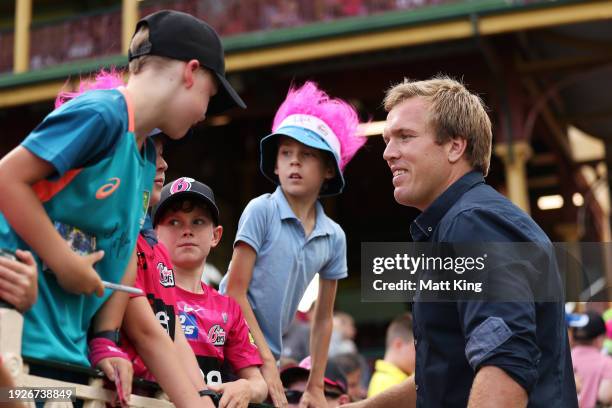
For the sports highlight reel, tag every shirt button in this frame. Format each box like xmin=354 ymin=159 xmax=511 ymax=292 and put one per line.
xmin=415 ymin=385 xmax=419 ymax=391
xmin=414 ymin=338 xmax=418 ymax=346
xmin=427 ymin=227 xmax=432 ymax=232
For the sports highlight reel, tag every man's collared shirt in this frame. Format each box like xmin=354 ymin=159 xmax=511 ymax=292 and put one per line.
xmin=410 ymin=171 xmax=577 ymax=407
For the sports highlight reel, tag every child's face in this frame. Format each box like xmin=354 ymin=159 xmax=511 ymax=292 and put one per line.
xmin=274 ymin=137 xmax=335 ymax=198
xmin=151 ymin=137 xmax=168 ymax=206
xmin=164 ymin=61 xmax=218 ymax=139
xmin=156 ymin=204 xmax=222 ymax=270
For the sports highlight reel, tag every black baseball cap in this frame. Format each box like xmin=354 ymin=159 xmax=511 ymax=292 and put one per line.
xmin=129 ymin=10 xmax=246 ymax=115
xmin=570 ymin=310 xmax=606 ymax=341
xmin=152 ymin=177 xmax=219 ymax=226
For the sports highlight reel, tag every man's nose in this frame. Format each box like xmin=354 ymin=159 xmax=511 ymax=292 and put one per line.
xmin=383 ymin=140 xmax=399 ymax=162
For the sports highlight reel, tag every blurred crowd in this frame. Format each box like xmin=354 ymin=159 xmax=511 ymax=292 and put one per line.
xmin=0 ymin=0 xmax=454 ymax=73
xmin=280 ymin=306 xmax=415 ymax=406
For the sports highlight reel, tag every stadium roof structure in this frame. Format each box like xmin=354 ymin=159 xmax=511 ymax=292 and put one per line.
xmin=2 ymin=0 xmax=612 ymax=143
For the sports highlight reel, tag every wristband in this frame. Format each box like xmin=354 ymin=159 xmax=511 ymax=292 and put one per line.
xmin=91 ymin=329 xmax=121 ymax=344
xmin=88 ymin=337 xmax=129 ymax=368
xmin=199 ymin=389 xmax=220 ymax=404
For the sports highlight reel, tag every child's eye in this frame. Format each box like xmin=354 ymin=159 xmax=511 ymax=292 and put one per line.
xmin=193 ymin=219 xmax=206 ymax=225
xmin=169 ymin=219 xmax=180 ymax=226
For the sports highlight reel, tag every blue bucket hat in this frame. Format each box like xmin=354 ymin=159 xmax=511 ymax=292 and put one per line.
xmin=260 ymin=114 xmax=345 ymax=197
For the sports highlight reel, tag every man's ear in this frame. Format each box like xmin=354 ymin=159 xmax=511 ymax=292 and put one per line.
xmin=211 ymin=225 xmax=223 ymax=248
xmin=447 ymin=136 xmax=468 ymax=164
xmin=183 ymin=59 xmax=200 ymax=89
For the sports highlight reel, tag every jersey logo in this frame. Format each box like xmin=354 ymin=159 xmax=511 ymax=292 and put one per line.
xmin=207 ymin=324 xmax=226 ymax=346
xmin=179 ymin=312 xmax=199 ymax=340
xmin=156 ymin=310 xmax=171 ymax=335
xmin=158 ymin=262 xmax=175 ymax=287
xmin=170 ymin=177 xmax=195 ymax=194
xmin=95 ymin=177 xmax=121 ymax=199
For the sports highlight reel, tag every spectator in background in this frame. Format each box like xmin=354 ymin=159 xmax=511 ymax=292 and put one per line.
xmin=281 ymin=357 xmax=350 ymax=407
xmin=331 ymin=353 xmax=366 ymax=401
xmin=283 ymin=305 xmax=315 ymax=362
xmin=571 ymin=311 xmax=612 ymax=408
xmin=329 ymin=311 xmax=358 ymax=357
xmin=368 ymin=313 xmax=415 ymax=397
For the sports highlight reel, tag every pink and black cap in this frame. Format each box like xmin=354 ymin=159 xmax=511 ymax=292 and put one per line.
xmin=280 ymin=356 xmax=348 ymax=394
xmin=129 ymin=10 xmax=246 ymax=115
xmin=152 ymin=177 xmax=219 ymax=226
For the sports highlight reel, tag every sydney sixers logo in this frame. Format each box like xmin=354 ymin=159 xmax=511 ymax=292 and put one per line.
xmin=158 ymin=262 xmax=175 ymax=287
xmin=170 ymin=177 xmax=195 ymax=194
xmin=208 ymin=324 xmax=226 ymax=346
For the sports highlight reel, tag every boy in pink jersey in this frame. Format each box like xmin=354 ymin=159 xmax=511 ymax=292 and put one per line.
xmin=153 ymin=177 xmax=267 ymax=407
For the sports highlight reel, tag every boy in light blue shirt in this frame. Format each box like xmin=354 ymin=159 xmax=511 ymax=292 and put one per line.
xmin=221 ymin=82 xmax=365 ymax=407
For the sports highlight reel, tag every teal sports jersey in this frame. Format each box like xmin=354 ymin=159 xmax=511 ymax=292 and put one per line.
xmin=0 ymin=88 xmax=156 ymax=366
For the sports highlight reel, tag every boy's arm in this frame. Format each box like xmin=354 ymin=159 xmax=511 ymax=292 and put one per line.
xmin=89 ymin=250 xmax=138 ymax=401
xmin=208 ymin=366 xmax=268 ymax=407
xmin=174 ymin=315 xmax=207 ymax=390
xmin=123 ymin=296 xmax=214 ymax=408
xmin=300 ymin=278 xmax=337 ymax=408
xmin=0 ymin=147 xmax=103 ymax=296
xmin=225 ymin=242 xmax=288 ymax=407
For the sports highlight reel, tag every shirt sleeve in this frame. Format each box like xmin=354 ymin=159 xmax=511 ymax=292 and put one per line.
xmin=224 ymin=298 xmax=263 ymax=371
xmin=21 ymin=91 xmax=124 ymax=177
xmin=448 ymin=210 xmax=541 ymax=394
xmin=234 ymin=197 xmax=271 ymax=254
xmin=319 ymin=225 xmax=348 ymax=280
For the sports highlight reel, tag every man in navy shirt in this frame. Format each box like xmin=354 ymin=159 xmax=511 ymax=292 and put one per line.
xmin=346 ymin=76 xmax=577 ymax=407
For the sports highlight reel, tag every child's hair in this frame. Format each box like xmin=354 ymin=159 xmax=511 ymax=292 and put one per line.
xmin=271 ymin=81 xmax=365 ymax=171
xmin=386 ymin=313 xmax=414 ymax=348
xmin=55 ymin=69 xmax=125 ymax=109
xmin=129 ymin=25 xmax=150 ymax=73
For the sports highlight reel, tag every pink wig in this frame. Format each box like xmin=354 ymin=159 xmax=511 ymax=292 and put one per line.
xmin=55 ymin=69 xmax=125 ymax=109
xmin=272 ymin=81 xmax=366 ymax=171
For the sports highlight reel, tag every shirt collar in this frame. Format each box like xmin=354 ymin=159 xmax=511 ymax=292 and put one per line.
xmin=140 ymin=212 xmax=158 ymax=246
xmin=375 ymin=360 xmax=411 ymax=378
xmin=410 ymin=171 xmax=485 ymax=241
xmin=272 ymin=186 xmax=334 ymax=238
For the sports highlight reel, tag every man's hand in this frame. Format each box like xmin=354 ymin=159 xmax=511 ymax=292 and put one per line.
xmin=261 ymin=360 xmax=288 ymax=407
xmin=0 ymin=249 xmax=38 ymax=312
xmin=208 ymin=378 xmax=251 ymax=408
xmin=97 ymin=356 xmax=133 ymax=405
xmin=298 ymin=384 xmax=326 ymax=408
xmin=56 ymin=250 xmax=105 ymax=296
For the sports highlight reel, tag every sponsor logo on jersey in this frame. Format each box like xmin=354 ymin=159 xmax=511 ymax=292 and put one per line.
xmin=207 ymin=324 xmax=226 ymax=346
xmin=158 ymin=262 xmax=175 ymax=287
xmin=180 ymin=312 xmax=199 ymax=340
xmin=96 ymin=177 xmax=121 ymax=199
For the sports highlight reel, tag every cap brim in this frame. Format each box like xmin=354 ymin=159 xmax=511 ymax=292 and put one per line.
xmin=207 ymin=73 xmax=246 ymax=115
xmin=153 ymin=190 xmax=219 ymax=226
xmin=260 ymin=130 xmax=345 ymax=197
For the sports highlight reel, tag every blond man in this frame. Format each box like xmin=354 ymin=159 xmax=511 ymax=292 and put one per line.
xmin=344 ymin=76 xmax=576 ymax=408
